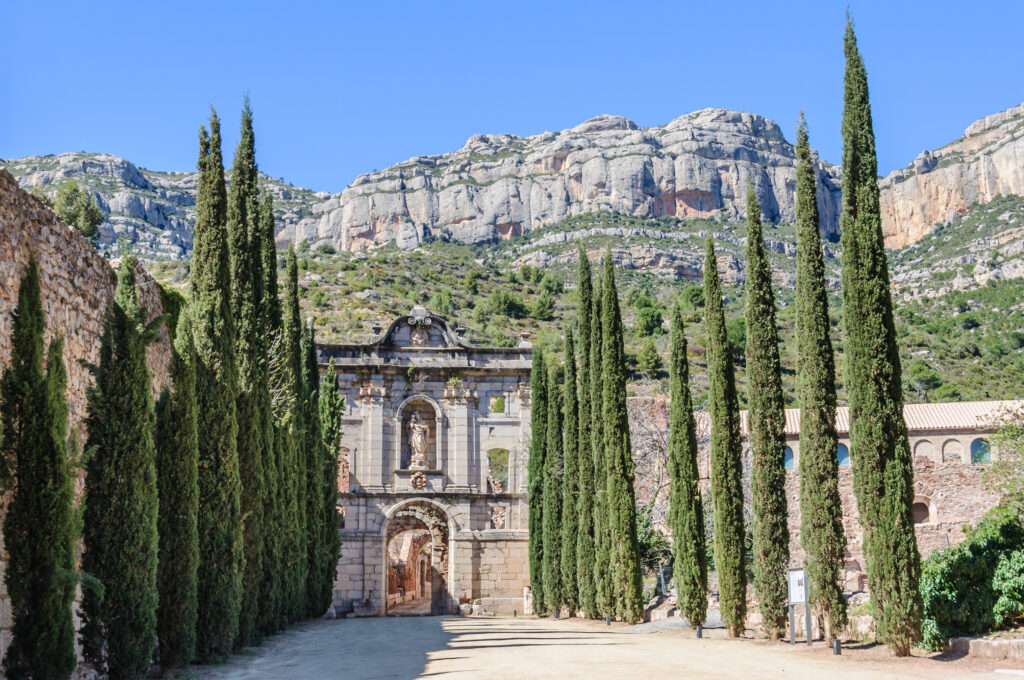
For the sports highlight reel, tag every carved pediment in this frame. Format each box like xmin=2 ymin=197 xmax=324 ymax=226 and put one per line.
xmin=377 ymin=305 xmax=464 ymax=349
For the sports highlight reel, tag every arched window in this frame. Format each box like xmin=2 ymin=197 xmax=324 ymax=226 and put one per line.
xmin=912 ymin=502 xmax=930 ymax=524
xmin=837 ymin=443 xmax=851 ymax=467
xmin=784 ymin=446 xmax=795 ymax=470
xmin=971 ymin=438 xmax=991 ymax=464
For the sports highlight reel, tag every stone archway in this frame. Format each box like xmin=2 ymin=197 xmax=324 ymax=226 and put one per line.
xmin=383 ymin=500 xmax=452 ymax=615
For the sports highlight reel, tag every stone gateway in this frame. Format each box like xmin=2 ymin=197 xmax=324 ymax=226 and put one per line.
xmin=322 ymin=306 xmax=532 ymax=616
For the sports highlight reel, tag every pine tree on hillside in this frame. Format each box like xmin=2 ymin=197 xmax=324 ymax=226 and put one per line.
xmin=574 ymin=247 xmax=598 ymax=618
xmin=703 ymin=236 xmax=747 ymax=637
xmin=81 ymin=257 xmax=161 ymax=679
xmin=542 ymin=363 xmax=564 ymax=613
xmin=527 ymin=349 xmax=548 ymax=614
xmin=257 ymin=193 xmax=284 ymax=635
xmin=795 ymin=114 xmax=848 ymax=641
xmin=1 ymin=257 xmax=76 ymax=680
xmin=840 ymin=18 xmax=922 ymax=655
xmin=190 ymin=112 xmax=243 ymax=659
xmin=666 ymin=303 xmax=707 ymax=629
xmin=560 ymin=330 xmax=580 ymax=614
xmin=155 ymin=311 xmax=200 ymax=671
xmin=600 ymin=251 xmax=643 ymax=623
xmin=283 ymin=245 xmax=308 ymax=623
xmin=744 ymin=186 xmax=790 ymax=640
xmin=303 ymin=323 xmax=325 ymax=616
xmin=591 ymin=272 xmax=612 ymax=618
xmin=227 ymin=97 xmax=266 ymax=648
xmin=316 ymin=360 xmax=344 ymax=616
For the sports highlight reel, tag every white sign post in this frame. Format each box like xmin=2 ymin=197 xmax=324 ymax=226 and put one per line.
xmin=787 ymin=568 xmax=811 ymax=646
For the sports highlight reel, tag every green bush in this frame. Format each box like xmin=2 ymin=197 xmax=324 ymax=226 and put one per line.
xmin=487 ymin=289 xmax=526 ymax=318
xmin=919 ymin=506 xmax=1024 ymax=649
xmin=993 ymin=550 xmax=1024 ymax=626
xmin=635 ymin=307 xmax=663 ymax=337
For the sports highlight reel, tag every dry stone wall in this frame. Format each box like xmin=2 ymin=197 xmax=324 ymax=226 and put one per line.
xmin=0 ymin=167 xmax=172 ymax=662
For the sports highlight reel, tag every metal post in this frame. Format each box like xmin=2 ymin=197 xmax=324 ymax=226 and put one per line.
xmin=555 ymin=610 xmax=559 ymax=620
xmin=659 ymin=564 xmax=668 ymax=597
xmin=696 ymin=625 xmax=703 ymax=639
xmin=789 ymin=605 xmax=795 ymax=645
xmin=513 ymin=610 xmax=517 ymax=617
xmin=606 ymin=616 xmax=611 ymax=626
xmin=833 ymin=638 xmax=841 ymax=655
xmin=804 ymin=577 xmax=812 ymax=646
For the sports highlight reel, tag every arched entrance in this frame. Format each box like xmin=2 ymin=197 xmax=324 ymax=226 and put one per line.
xmin=383 ymin=500 xmax=452 ymax=615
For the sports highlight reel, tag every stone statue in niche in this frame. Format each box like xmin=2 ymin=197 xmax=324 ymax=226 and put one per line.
xmin=408 ymin=412 xmax=430 ymax=469
xmin=410 ymin=326 xmax=429 ymax=347
xmin=490 ymin=506 xmax=506 ymax=530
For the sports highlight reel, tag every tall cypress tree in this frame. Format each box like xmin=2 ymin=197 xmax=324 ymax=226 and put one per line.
xmin=744 ymin=186 xmax=790 ymax=640
xmin=560 ymin=330 xmax=580 ymax=614
xmin=316 ymin=360 xmax=344 ymax=616
xmin=600 ymin=252 xmax=643 ymax=623
xmin=795 ymin=114 xmax=848 ymax=641
xmin=81 ymin=257 xmax=161 ymax=679
xmin=591 ymin=272 xmax=611 ymax=618
xmin=542 ymin=363 xmax=564 ymax=613
xmin=283 ymin=245 xmax=308 ymax=623
xmin=840 ymin=18 xmax=922 ymax=655
xmin=704 ymin=236 xmax=747 ymax=637
xmin=227 ymin=97 xmax=266 ymax=648
xmin=666 ymin=303 xmax=707 ymax=629
xmin=574 ymin=247 xmax=598 ymax=618
xmin=1 ymin=257 xmax=76 ymax=680
xmin=257 ymin=193 xmax=284 ymax=635
xmin=155 ymin=311 xmax=200 ymax=671
xmin=190 ymin=112 xmax=243 ymax=659
xmin=527 ymin=349 xmax=548 ymax=614
xmin=303 ymin=323 xmax=325 ymax=616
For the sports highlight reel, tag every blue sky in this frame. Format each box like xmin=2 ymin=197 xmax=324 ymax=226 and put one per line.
xmin=4 ymin=1 xmax=1023 ymax=193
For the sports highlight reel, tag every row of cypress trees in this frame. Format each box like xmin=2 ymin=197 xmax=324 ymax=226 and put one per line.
xmin=0 ymin=100 xmax=345 ymax=680
xmin=527 ymin=247 xmax=644 ymax=623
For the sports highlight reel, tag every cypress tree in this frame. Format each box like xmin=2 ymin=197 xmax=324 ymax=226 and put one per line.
xmin=257 ymin=193 xmax=284 ymax=634
xmin=227 ymin=97 xmax=266 ymax=648
xmin=1 ymin=257 xmax=76 ymax=680
xmin=527 ymin=349 xmax=548 ymax=614
xmin=316 ymin=360 xmax=344 ymax=616
xmin=600 ymin=252 xmax=643 ymax=623
xmin=795 ymin=114 xmax=848 ymax=641
xmin=303 ymin=323 xmax=325 ymax=616
xmin=840 ymin=18 xmax=922 ymax=655
xmin=703 ymin=236 xmax=747 ymax=637
xmin=283 ymin=245 xmax=308 ymax=622
xmin=190 ymin=112 xmax=243 ymax=659
xmin=81 ymin=257 xmax=161 ymax=679
xmin=542 ymin=363 xmax=564 ymax=613
xmin=573 ymin=247 xmax=598 ymax=618
xmin=155 ymin=311 xmax=200 ymax=671
xmin=666 ymin=303 xmax=707 ymax=629
xmin=744 ymin=186 xmax=790 ymax=640
xmin=560 ymin=330 xmax=579 ymax=614
xmin=591 ymin=272 xmax=611 ymax=618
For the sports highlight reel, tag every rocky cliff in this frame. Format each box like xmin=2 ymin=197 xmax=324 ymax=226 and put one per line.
xmin=880 ymin=102 xmax=1024 ymax=248
xmin=1 ymin=152 xmax=324 ymax=260
xmin=281 ymin=109 xmax=844 ymax=250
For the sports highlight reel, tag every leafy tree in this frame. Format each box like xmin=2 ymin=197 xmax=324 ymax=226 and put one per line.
xmin=840 ymin=18 xmax=923 ymax=655
xmin=560 ymin=331 xmax=580 ymax=613
xmin=227 ymin=97 xmax=266 ymax=648
xmin=155 ymin=311 xmax=199 ymax=671
xmin=81 ymin=257 xmax=161 ymax=679
xmin=431 ymin=288 xmax=454 ymax=317
xmin=530 ymin=290 xmax=556 ymax=320
xmin=528 ymin=349 xmax=548 ymax=613
xmin=573 ymin=247 xmax=599 ymax=617
xmin=680 ymin=284 xmax=705 ymax=310
xmin=932 ymin=383 xmax=962 ymax=402
xmin=487 ymin=289 xmax=526 ymax=318
xmin=591 ymin=272 xmax=612 ymax=617
xmin=986 ymin=404 xmax=1024 ymax=515
xmin=635 ymin=307 xmax=664 ymax=337
xmin=540 ymin=271 xmax=563 ymax=294
xmin=636 ymin=337 xmax=662 ymax=377
xmin=726 ymin=317 xmax=747 ymax=364
xmin=53 ymin=180 xmax=103 ymax=238
xmin=743 ymin=186 xmax=789 ymax=640
xmin=190 ymin=111 xmax=243 ymax=659
xmin=315 ymin=360 xmax=344 ymax=615
xmin=303 ymin=323 xmax=324 ymax=617
xmin=1 ymin=257 xmax=77 ymax=680
xmin=600 ymin=251 xmax=644 ymax=623
xmin=283 ymin=246 xmax=308 ymax=623
xmin=666 ymin=303 xmax=707 ymax=628
xmin=908 ymin=361 xmax=942 ymax=397
xmin=542 ymin=363 xmax=564 ymax=613
xmin=703 ymin=237 xmax=747 ymax=637
xmin=795 ymin=115 xmax=848 ymax=640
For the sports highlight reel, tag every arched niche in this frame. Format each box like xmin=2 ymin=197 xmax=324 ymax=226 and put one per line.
xmin=394 ymin=394 xmax=443 ymax=471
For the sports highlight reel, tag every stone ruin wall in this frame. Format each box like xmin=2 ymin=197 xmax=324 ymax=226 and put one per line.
xmin=0 ymin=168 xmax=172 ymax=660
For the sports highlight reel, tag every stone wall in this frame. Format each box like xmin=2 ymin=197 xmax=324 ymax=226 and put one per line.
xmin=0 ymin=168 xmax=172 ymax=661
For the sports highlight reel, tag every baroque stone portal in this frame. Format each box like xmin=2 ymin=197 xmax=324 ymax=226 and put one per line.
xmin=322 ymin=306 xmax=532 ymax=616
